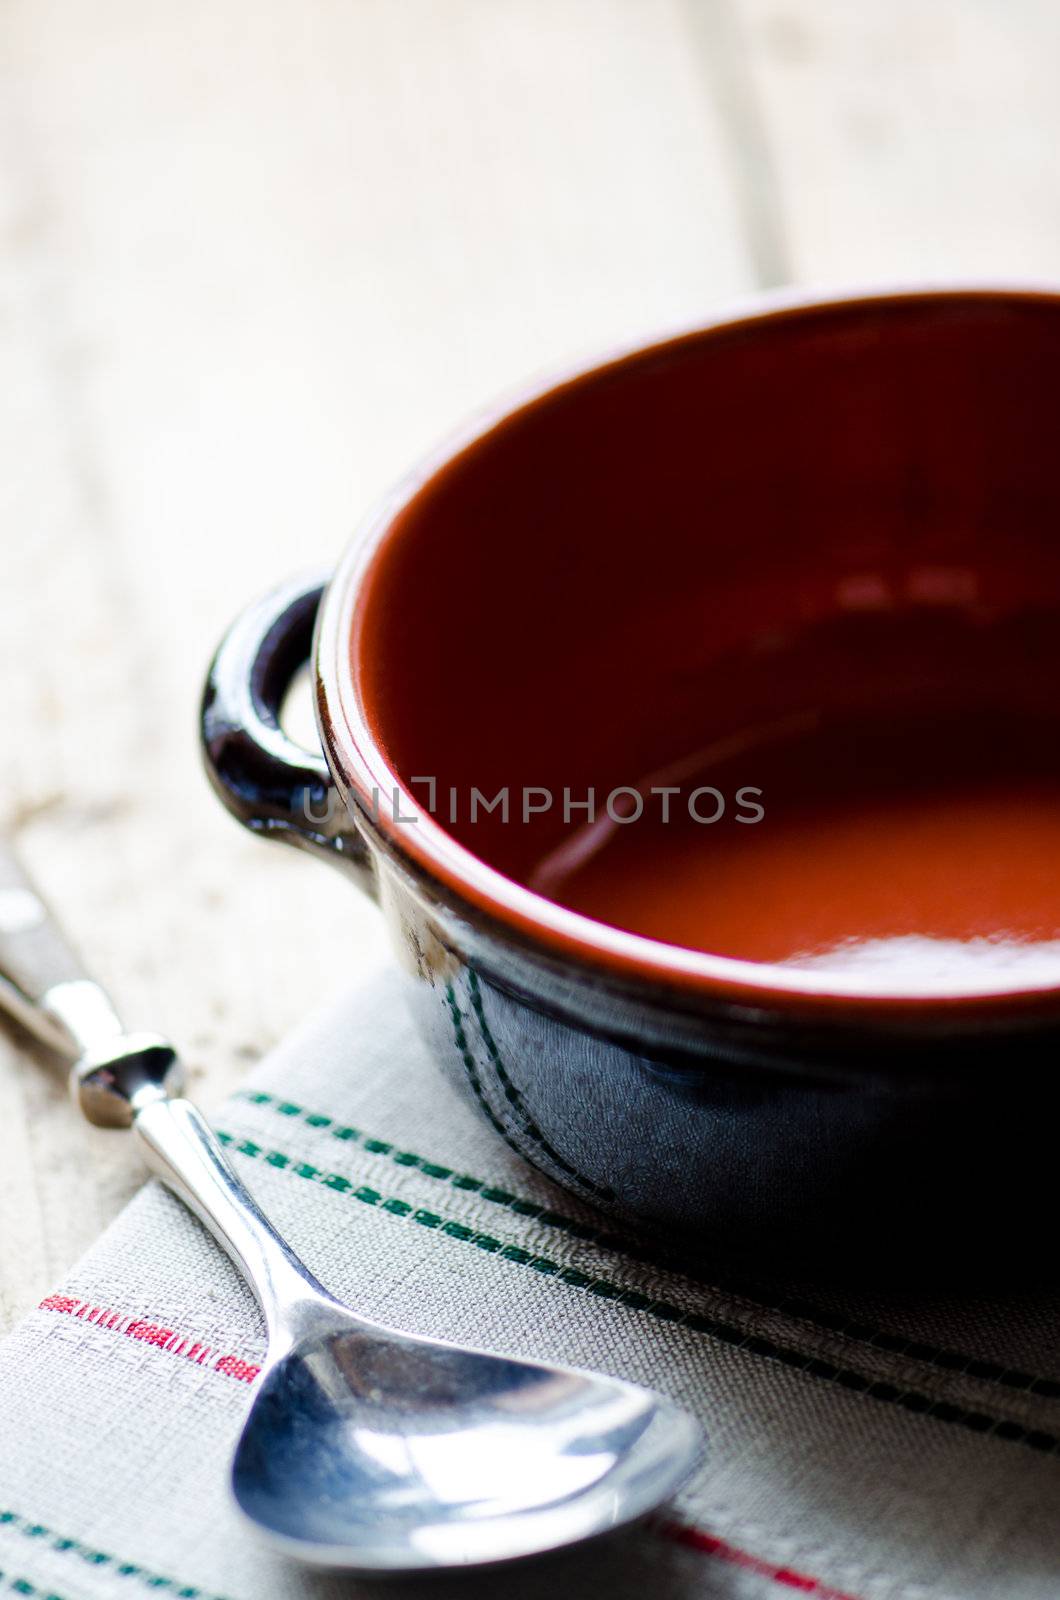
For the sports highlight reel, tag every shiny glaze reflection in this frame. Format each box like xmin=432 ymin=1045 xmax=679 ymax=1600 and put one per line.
xmin=405 ymin=950 xmax=1060 ymax=1284
xmin=530 ymin=700 xmax=1060 ymax=992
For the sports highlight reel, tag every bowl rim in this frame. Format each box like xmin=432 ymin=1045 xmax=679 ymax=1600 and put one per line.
xmin=315 ymin=280 xmax=1060 ymax=1017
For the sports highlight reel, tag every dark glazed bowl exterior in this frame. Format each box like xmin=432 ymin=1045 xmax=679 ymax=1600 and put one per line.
xmin=202 ymin=288 xmax=1060 ymax=1282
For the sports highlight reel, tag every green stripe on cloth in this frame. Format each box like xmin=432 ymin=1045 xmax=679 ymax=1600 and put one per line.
xmin=1 ymin=1576 xmax=73 ymax=1600
xmin=214 ymin=1129 xmax=1060 ymax=1457
xmin=0 ymin=1512 xmax=231 ymax=1600
xmin=230 ymin=1087 xmax=1060 ymax=1402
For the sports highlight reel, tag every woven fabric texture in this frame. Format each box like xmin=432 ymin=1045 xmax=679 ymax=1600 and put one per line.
xmin=0 ymin=957 xmax=1056 ymax=1600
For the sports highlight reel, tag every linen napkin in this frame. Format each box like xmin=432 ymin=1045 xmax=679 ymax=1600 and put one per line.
xmin=0 ymin=955 xmax=1056 ymax=1600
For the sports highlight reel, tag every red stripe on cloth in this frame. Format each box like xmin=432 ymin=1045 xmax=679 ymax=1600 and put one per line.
xmin=38 ymin=1297 xmax=860 ymax=1596
xmin=656 ymin=1520 xmax=862 ymax=1600
xmin=38 ymin=1295 xmax=261 ymax=1384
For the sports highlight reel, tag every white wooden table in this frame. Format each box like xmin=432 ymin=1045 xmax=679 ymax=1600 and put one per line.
xmin=3 ymin=0 xmax=1060 ymax=1334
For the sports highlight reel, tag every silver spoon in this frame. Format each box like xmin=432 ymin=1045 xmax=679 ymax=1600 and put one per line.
xmin=0 ymin=847 xmax=701 ymax=1571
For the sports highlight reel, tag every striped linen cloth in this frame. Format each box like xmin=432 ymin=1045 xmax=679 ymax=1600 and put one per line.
xmin=0 ymin=954 xmax=1056 ymax=1600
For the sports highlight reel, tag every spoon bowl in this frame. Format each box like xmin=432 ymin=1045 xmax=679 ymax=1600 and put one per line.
xmin=0 ymin=844 xmax=702 ymax=1573
xmin=231 ymin=1316 xmax=701 ymax=1570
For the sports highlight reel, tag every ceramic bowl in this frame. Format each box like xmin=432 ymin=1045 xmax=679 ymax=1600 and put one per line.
xmin=202 ymin=287 xmax=1060 ymax=1280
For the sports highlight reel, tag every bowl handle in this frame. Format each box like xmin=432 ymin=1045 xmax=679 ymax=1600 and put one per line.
xmin=200 ymin=572 xmax=375 ymax=894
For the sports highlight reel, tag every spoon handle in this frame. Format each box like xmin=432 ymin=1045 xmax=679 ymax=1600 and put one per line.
xmin=132 ymin=1094 xmax=335 ymax=1341
xmin=0 ymin=844 xmax=333 ymax=1345
xmin=0 ymin=846 xmax=124 ymax=1059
